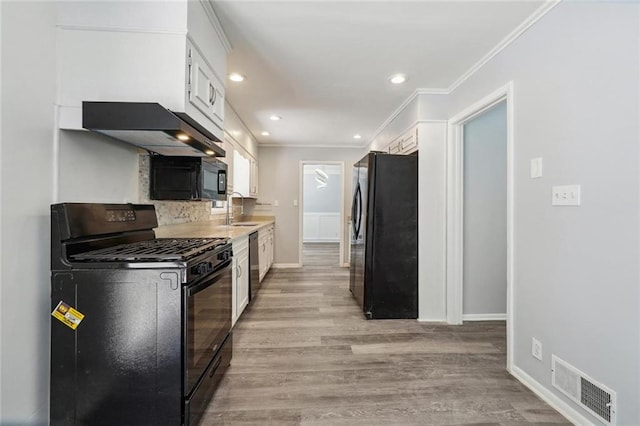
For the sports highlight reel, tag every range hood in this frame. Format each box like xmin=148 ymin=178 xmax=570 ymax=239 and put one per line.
xmin=82 ymin=101 xmax=225 ymax=157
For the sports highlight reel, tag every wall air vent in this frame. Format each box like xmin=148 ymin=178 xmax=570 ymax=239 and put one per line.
xmin=552 ymin=355 xmax=616 ymax=425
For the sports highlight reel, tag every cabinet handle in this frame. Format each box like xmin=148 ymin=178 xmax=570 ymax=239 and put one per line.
xmin=237 ymin=265 xmax=242 ymax=278
xmin=209 ymin=83 xmax=217 ymax=105
xmin=399 ymin=140 xmax=404 ymax=151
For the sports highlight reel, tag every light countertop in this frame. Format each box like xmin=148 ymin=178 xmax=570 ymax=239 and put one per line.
xmin=155 ymin=218 xmax=274 ymax=241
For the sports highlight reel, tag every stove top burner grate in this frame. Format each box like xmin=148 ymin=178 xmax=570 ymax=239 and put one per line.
xmin=70 ymin=238 xmax=229 ymax=262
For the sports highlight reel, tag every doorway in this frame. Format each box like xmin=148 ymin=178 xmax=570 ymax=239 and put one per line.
xmin=299 ymin=162 xmax=345 ymax=266
xmin=462 ymin=101 xmax=507 ymax=320
xmin=446 ymin=82 xmax=514 ymax=370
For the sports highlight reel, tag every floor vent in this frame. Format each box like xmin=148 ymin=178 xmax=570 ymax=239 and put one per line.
xmin=552 ymin=355 xmax=616 ymax=425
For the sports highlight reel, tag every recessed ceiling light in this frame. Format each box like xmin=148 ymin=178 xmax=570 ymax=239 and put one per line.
xmin=204 ymin=150 xmax=214 ymax=155
xmin=176 ymin=133 xmax=190 ymax=141
xmin=228 ymin=73 xmax=246 ymax=82
xmin=269 ymin=115 xmax=282 ymax=121
xmin=261 ymin=131 xmax=270 ymax=136
xmin=389 ymin=74 xmax=407 ymax=84
xmin=353 ymin=134 xmax=362 ymax=140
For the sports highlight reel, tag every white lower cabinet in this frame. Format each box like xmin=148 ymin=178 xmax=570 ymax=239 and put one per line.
xmin=232 ymin=235 xmax=249 ymax=327
xmin=258 ymin=224 xmax=275 ymax=282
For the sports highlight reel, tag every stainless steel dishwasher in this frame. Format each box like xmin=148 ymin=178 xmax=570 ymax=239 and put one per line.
xmin=249 ymin=231 xmax=260 ymax=301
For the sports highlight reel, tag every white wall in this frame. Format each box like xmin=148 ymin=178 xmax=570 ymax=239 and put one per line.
xmin=258 ymin=147 xmax=364 ymax=265
xmin=58 ymin=130 xmax=139 ymax=202
xmin=446 ymin=2 xmax=639 ymax=423
xmin=1 ymin=2 xmax=57 ymax=423
xmin=1 ymin=3 xmax=152 ymax=423
xmin=463 ymin=101 xmax=507 ymax=316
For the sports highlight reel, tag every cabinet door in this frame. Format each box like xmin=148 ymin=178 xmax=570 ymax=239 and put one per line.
xmin=250 ymin=158 xmax=259 ymax=197
xmin=258 ymin=233 xmax=267 ymax=282
xmin=399 ymin=127 xmax=418 ymax=154
xmin=233 ymin=149 xmax=251 ymax=196
xmin=388 ymin=137 xmax=402 ymax=154
xmin=187 ymin=45 xmax=224 ymax=130
xmin=236 ymin=252 xmax=249 ymax=319
xmin=268 ymin=227 xmax=274 ymax=269
xmin=231 ymin=256 xmax=238 ymax=326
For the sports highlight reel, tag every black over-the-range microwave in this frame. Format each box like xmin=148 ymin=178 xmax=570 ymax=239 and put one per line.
xmin=150 ymin=156 xmax=227 ymax=201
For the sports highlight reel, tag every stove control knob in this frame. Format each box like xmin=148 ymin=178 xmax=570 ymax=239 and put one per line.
xmin=191 ymin=262 xmax=211 ymax=275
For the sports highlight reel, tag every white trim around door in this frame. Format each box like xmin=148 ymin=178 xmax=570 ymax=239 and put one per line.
xmin=446 ymin=81 xmax=515 ymax=372
xmin=298 ymin=161 xmax=346 ymax=267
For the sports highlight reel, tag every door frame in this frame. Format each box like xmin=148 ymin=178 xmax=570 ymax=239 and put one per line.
xmin=446 ymin=81 xmax=514 ymax=371
xmin=298 ymin=161 xmax=346 ymax=266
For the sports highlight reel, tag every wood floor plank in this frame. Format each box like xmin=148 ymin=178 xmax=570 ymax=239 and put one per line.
xmin=202 ymin=245 xmax=569 ymax=425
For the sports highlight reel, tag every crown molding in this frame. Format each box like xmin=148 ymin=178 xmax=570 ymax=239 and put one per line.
xmin=56 ymin=24 xmax=187 ymax=36
xmin=448 ymin=0 xmax=561 ymax=93
xmin=416 ymin=88 xmax=450 ymax=95
xmin=367 ymin=1 xmax=559 ymax=148
xmin=259 ymin=143 xmax=363 ymax=149
xmin=366 ymin=88 xmax=450 ymax=148
xmin=367 ymin=90 xmax=420 ymax=146
xmin=201 ymin=0 xmax=232 ymax=53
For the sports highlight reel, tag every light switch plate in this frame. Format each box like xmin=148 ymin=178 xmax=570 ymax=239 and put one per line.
xmin=532 ymin=338 xmax=543 ymax=361
xmin=552 ymin=185 xmax=581 ymax=206
xmin=530 ymin=157 xmax=543 ymax=178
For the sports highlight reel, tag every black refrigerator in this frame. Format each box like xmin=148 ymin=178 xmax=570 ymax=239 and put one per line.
xmin=349 ymin=152 xmax=418 ymax=319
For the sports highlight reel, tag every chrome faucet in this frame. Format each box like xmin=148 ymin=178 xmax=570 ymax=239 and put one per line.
xmin=225 ymin=191 xmax=245 ymax=225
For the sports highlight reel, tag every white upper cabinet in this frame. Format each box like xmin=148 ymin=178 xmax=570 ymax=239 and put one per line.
xmin=249 ymin=157 xmax=259 ymax=197
xmin=225 ymin=104 xmax=259 ymax=198
xmin=186 ymin=41 xmax=225 ymax=131
xmin=233 ymin=148 xmax=251 ymax=197
xmin=387 ymin=126 xmax=418 ymax=155
xmin=56 ymin=0 xmax=229 ymax=141
xmin=220 ymin=136 xmax=235 ymax=192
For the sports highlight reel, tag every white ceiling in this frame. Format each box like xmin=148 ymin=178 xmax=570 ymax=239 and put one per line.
xmin=213 ymin=1 xmax=545 ymax=148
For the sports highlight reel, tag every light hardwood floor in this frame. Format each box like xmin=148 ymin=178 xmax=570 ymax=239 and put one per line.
xmin=203 ymin=250 xmax=568 ymax=425
xmin=303 ymin=242 xmax=341 ymax=266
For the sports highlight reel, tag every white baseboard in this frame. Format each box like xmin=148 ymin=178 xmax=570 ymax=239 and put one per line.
xmin=272 ymin=263 xmax=301 ymax=269
xmin=511 ymin=365 xmax=594 ymax=426
xmin=417 ymin=318 xmax=447 ymax=323
xmin=462 ymin=313 xmax=507 ymax=321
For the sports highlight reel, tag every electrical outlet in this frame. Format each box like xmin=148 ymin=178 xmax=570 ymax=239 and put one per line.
xmin=532 ymin=338 xmax=543 ymax=361
xmin=552 ymin=185 xmax=581 ymax=206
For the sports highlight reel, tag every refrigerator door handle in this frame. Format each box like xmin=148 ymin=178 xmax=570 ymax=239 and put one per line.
xmin=354 ymin=184 xmax=362 ymax=240
xmin=351 ymin=187 xmax=359 ymax=239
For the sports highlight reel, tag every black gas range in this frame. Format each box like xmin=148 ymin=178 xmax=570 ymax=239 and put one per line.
xmin=50 ymin=203 xmax=233 ymax=426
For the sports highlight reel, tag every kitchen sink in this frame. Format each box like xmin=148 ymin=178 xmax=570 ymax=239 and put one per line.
xmin=229 ymin=222 xmax=259 ymax=227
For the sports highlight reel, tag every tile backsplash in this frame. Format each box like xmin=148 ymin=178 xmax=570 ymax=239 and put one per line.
xmin=139 ymin=154 xmax=224 ymax=226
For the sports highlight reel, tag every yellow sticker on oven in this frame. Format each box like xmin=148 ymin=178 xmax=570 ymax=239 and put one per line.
xmin=51 ymin=301 xmax=84 ymax=330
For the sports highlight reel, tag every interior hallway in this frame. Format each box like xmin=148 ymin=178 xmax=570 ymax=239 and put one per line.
xmin=302 ymin=242 xmax=341 ymax=266
xmin=203 ymin=263 xmax=569 ymax=425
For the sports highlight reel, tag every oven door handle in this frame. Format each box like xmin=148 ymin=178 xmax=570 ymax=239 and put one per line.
xmin=186 ymin=260 xmax=232 ymax=296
